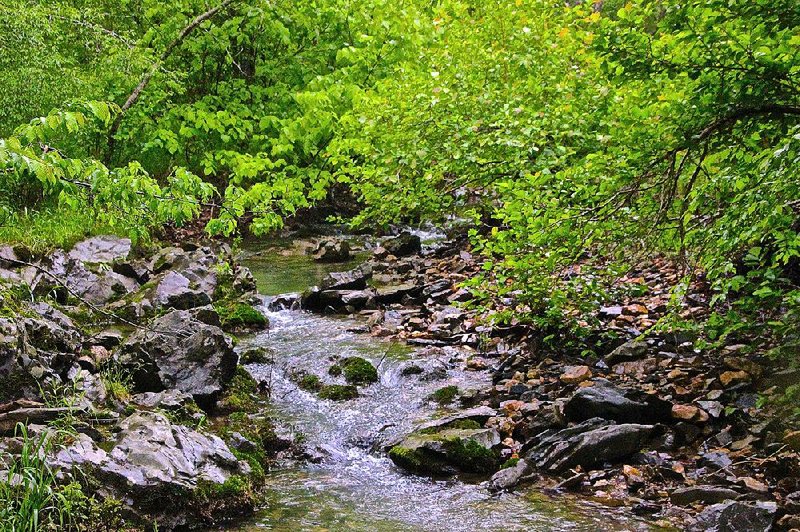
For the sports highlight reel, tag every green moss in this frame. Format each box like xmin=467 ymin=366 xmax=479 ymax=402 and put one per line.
xmin=388 ymin=445 xmax=426 ymax=471
xmin=318 ymin=384 xmax=359 ymax=401
xmin=196 ymin=475 xmax=253 ymax=504
xmin=214 ymin=301 xmax=268 ymax=332
xmin=429 ymin=385 xmax=459 ymax=405
xmin=501 ymin=457 xmax=520 ymax=469
xmin=441 ymin=437 xmax=498 ymax=473
xmin=328 ymin=364 xmax=342 ymax=376
xmin=339 ymin=357 xmax=378 ymax=385
xmin=419 ymin=419 xmax=481 ymax=434
xmin=239 ymin=347 xmax=271 ymax=364
xmin=298 ymin=373 xmax=322 ymax=392
xmin=217 ymin=366 xmax=261 ymax=413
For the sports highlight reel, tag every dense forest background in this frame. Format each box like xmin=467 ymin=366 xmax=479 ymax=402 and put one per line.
xmin=1 ymin=0 xmax=799 ymax=404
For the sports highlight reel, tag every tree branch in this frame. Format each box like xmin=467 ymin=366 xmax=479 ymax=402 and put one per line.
xmin=105 ymin=0 xmax=239 ymax=163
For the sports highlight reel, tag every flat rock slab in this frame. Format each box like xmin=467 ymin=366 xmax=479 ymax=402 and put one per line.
xmin=68 ymin=236 xmax=131 ymax=263
xmin=526 ymin=418 xmax=654 ymax=473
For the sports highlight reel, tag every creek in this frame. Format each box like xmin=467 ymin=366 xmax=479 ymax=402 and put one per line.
xmin=232 ymin=241 xmax=653 ymax=531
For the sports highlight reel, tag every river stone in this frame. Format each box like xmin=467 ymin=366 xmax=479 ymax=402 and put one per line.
xmin=605 ymin=340 xmax=649 ymax=365
xmin=116 ymin=310 xmax=237 ymax=409
xmin=68 ymin=235 xmax=131 ymax=263
xmin=488 ymin=458 xmax=533 ymax=492
xmin=689 ymin=501 xmax=777 ymax=532
xmin=302 ymin=287 xmax=377 ymax=313
xmin=53 ymin=411 xmax=248 ymax=529
xmin=563 ymin=379 xmax=671 ymax=424
xmin=414 ymin=406 xmax=497 ymax=433
xmin=382 ymin=232 xmax=421 ymax=257
xmin=313 ymin=240 xmax=351 ymax=263
xmin=155 ymin=271 xmax=212 ymax=310
xmin=671 ymin=485 xmax=741 ymax=505
xmin=321 ymin=268 xmax=369 ymax=290
xmin=389 ymin=427 xmax=500 ymax=475
xmin=525 ymin=418 xmax=654 ymax=473
xmin=376 ymin=283 xmax=419 ymax=304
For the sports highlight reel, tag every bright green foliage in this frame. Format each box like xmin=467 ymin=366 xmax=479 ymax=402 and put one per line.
xmin=342 ymin=0 xmax=800 ymax=346
xmin=1 ymin=0 xmax=799 ymax=367
xmin=0 ymin=424 xmax=120 ymax=530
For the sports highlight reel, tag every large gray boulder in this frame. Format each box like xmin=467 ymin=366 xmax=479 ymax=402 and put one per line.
xmin=68 ymin=235 xmax=131 ymax=263
xmin=54 ymin=411 xmax=248 ymax=529
xmin=116 ymin=310 xmax=237 ymax=409
xmin=525 ymin=418 xmax=654 ymax=473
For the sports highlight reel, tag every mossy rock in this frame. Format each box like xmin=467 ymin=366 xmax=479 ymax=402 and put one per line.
xmin=337 ymin=357 xmax=378 ymax=385
xmin=297 ymin=373 xmax=322 ymax=392
xmin=388 ymin=428 xmax=500 ymax=475
xmin=214 ymin=302 xmax=269 ymax=332
xmin=217 ymin=366 xmax=262 ymax=414
xmin=419 ymin=419 xmax=481 ymax=434
xmin=429 ymin=385 xmax=459 ymax=405
xmin=318 ymin=384 xmax=359 ymax=401
xmin=239 ymin=347 xmax=271 ymax=364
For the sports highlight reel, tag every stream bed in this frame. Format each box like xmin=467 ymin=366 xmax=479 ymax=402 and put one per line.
xmin=232 ymin=243 xmax=655 ymax=531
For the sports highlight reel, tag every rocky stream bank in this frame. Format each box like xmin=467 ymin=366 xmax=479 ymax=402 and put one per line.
xmin=0 ymin=230 xmax=798 ymax=530
xmin=279 ymin=230 xmax=800 ymax=531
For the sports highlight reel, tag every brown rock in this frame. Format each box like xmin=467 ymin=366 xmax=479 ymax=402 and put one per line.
xmin=741 ymin=477 xmax=769 ymax=493
xmin=720 ymin=370 xmax=750 ymax=387
xmin=671 ymin=404 xmax=708 ymax=423
xmin=560 ymin=365 xmax=593 ymax=384
xmin=672 ymin=404 xmax=699 ymax=420
xmin=724 ymin=356 xmax=763 ymax=379
xmin=623 ymin=304 xmax=648 ymax=316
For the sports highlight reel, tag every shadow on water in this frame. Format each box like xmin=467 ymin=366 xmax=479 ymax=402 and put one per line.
xmin=232 ymin=242 xmax=660 ymax=531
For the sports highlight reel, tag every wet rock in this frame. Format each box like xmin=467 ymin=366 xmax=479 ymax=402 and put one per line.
xmin=68 ymin=265 xmax=139 ymax=305
xmin=375 ymin=283 xmax=419 ymax=304
xmin=413 ymin=406 xmax=497 ymax=434
xmin=701 ymin=451 xmax=733 ymax=470
xmin=670 ymin=485 xmax=741 ymax=505
xmin=563 ymin=380 xmax=670 ymax=424
xmin=132 ymin=389 xmax=196 ymax=410
xmin=313 ymin=240 xmax=351 ymax=263
xmin=720 ymin=370 xmax=750 ymax=387
xmin=672 ymin=404 xmax=709 ymax=423
xmin=599 ymin=306 xmax=623 ymax=318
xmin=388 ymin=427 xmax=500 ymax=475
xmin=301 ymin=287 xmax=376 ymax=313
xmin=20 ymin=311 xmax=81 ymax=354
xmin=382 ymin=232 xmax=422 ymax=257
xmin=267 ymin=293 xmax=300 ymax=311
xmin=320 ymin=268 xmax=369 ymax=290
xmin=116 ymin=310 xmax=237 ymax=409
xmin=488 ymin=459 xmax=533 ymax=492
xmin=68 ymin=235 xmax=131 ymax=263
xmin=526 ymin=418 xmax=654 ymax=473
xmin=689 ymin=501 xmax=776 ymax=532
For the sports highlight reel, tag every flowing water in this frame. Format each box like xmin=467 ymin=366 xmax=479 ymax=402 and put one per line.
xmin=232 ymin=242 xmax=656 ymax=532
